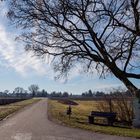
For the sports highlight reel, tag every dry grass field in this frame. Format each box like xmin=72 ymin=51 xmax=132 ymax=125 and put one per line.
xmin=48 ymin=99 xmax=140 ymax=138
xmin=0 ymin=98 xmax=40 ymax=120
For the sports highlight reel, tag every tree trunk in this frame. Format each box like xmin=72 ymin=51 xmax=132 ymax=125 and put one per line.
xmin=108 ymin=64 xmax=136 ymax=91
xmin=132 ymin=96 xmax=140 ymax=128
xmin=116 ymin=74 xmax=140 ymax=128
xmin=111 ymin=66 xmax=140 ymax=128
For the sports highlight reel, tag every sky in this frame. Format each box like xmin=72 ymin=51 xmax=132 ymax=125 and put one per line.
xmin=0 ymin=2 xmax=139 ymax=94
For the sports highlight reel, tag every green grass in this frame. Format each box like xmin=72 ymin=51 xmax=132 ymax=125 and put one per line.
xmin=48 ymin=99 xmax=140 ymax=138
xmin=0 ymin=98 xmax=40 ymax=120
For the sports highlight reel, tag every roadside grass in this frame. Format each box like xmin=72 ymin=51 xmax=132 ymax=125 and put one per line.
xmin=48 ymin=99 xmax=140 ymax=138
xmin=0 ymin=98 xmax=41 ymax=120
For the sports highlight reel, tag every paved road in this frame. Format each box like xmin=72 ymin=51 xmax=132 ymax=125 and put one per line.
xmin=0 ymin=99 xmax=138 ymax=140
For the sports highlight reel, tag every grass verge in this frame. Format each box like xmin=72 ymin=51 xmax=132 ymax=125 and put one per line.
xmin=48 ymin=99 xmax=140 ymax=138
xmin=0 ymin=98 xmax=41 ymax=120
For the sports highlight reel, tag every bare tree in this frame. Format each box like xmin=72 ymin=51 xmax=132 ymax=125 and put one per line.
xmin=3 ymin=90 xmax=9 ymax=94
xmin=28 ymin=84 xmax=39 ymax=97
xmin=14 ymin=87 xmax=25 ymax=94
xmin=7 ymin=0 xmax=140 ymax=96
xmin=97 ymin=93 xmax=133 ymax=124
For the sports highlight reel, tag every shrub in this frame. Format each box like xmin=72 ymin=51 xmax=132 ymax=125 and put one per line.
xmin=97 ymin=94 xmax=133 ymax=125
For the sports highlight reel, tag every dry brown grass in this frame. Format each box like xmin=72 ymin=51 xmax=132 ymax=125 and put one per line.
xmin=0 ymin=98 xmax=40 ymax=120
xmin=48 ymin=99 xmax=140 ymax=138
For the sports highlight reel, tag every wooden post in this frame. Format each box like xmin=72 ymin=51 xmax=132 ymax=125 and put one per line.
xmin=67 ymin=105 xmax=72 ymax=119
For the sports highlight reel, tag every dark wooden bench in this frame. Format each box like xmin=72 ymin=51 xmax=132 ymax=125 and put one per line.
xmin=88 ymin=111 xmax=117 ymax=126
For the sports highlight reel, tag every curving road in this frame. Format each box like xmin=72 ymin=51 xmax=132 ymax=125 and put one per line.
xmin=0 ymin=99 xmax=138 ymax=140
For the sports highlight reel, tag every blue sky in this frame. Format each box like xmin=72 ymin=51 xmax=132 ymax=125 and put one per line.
xmin=0 ymin=2 xmax=139 ymax=94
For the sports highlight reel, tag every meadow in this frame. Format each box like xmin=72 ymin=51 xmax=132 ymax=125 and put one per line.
xmin=48 ymin=99 xmax=140 ymax=138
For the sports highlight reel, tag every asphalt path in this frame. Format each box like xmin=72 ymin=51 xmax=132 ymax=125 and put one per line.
xmin=0 ymin=99 xmax=139 ymax=140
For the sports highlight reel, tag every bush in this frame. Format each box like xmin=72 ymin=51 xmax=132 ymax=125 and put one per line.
xmin=97 ymin=93 xmax=133 ymax=125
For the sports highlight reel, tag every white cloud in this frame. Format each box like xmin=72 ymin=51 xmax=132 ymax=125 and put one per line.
xmin=0 ymin=23 xmax=52 ymax=77
xmin=0 ymin=3 xmax=7 ymax=17
xmin=0 ymin=23 xmax=86 ymax=80
xmin=94 ymin=83 xmax=123 ymax=91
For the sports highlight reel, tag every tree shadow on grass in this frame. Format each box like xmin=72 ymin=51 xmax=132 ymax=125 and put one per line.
xmin=76 ymin=120 xmax=132 ymax=129
xmin=92 ymin=122 xmax=131 ymax=129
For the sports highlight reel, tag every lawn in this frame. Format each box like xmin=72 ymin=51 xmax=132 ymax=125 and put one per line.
xmin=0 ymin=98 xmax=40 ymax=120
xmin=48 ymin=99 xmax=140 ymax=138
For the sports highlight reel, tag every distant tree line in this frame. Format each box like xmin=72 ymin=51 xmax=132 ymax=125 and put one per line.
xmin=82 ymin=90 xmax=105 ymax=97
xmin=0 ymin=84 xmax=132 ymax=98
xmin=81 ymin=88 xmax=132 ymax=98
xmin=0 ymin=84 xmax=72 ymax=98
xmin=48 ymin=91 xmax=72 ymax=98
xmin=0 ymin=84 xmax=48 ymax=98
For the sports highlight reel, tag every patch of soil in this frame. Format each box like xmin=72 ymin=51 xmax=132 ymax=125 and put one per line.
xmin=58 ymin=99 xmax=79 ymax=106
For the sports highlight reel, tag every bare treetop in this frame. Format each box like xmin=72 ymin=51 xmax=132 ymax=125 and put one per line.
xmin=7 ymin=0 xmax=140 ymax=96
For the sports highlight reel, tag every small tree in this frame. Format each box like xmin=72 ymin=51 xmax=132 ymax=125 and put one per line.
xmin=62 ymin=92 xmax=69 ymax=97
xmin=3 ymin=90 xmax=9 ymax=94
xmin=14 ymin=87 xmax=24 ymax=93
xmin=97 ymin=90 xmax=133 ymax=124
xmin=41 ymin=89 xmax=48 ymax=97
xmin=28 ymin=84 xmax=39 ymax=97
xmin=13 ymin=87 xmax=25 ymax=96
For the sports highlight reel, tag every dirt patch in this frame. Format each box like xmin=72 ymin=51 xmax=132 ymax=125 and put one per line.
xmin=58 ymin=99 xmax=78 ymax=106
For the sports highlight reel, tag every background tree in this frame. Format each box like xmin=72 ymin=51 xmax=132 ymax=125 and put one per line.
xmin=14 ymin=87 xmax=25 ymax=94
xmin=62 ymin=92 xmax=69 ymax=97
xmin=97 ymin=90 xmax=133 ymax=124
xmin=3 ymin=90 xmax=9 ymax=95
xmin=13 ymin=87 xmax=26 ymax=97
xmin=28 ymin=84 xmax=39 ymax=97
xmin=7 ymin=0 xmax=140 ymax=97
xmin=0 ymin=90 xmax=9 ymax=97
xmin=41 ymin=89 xmax=48 ymax=97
